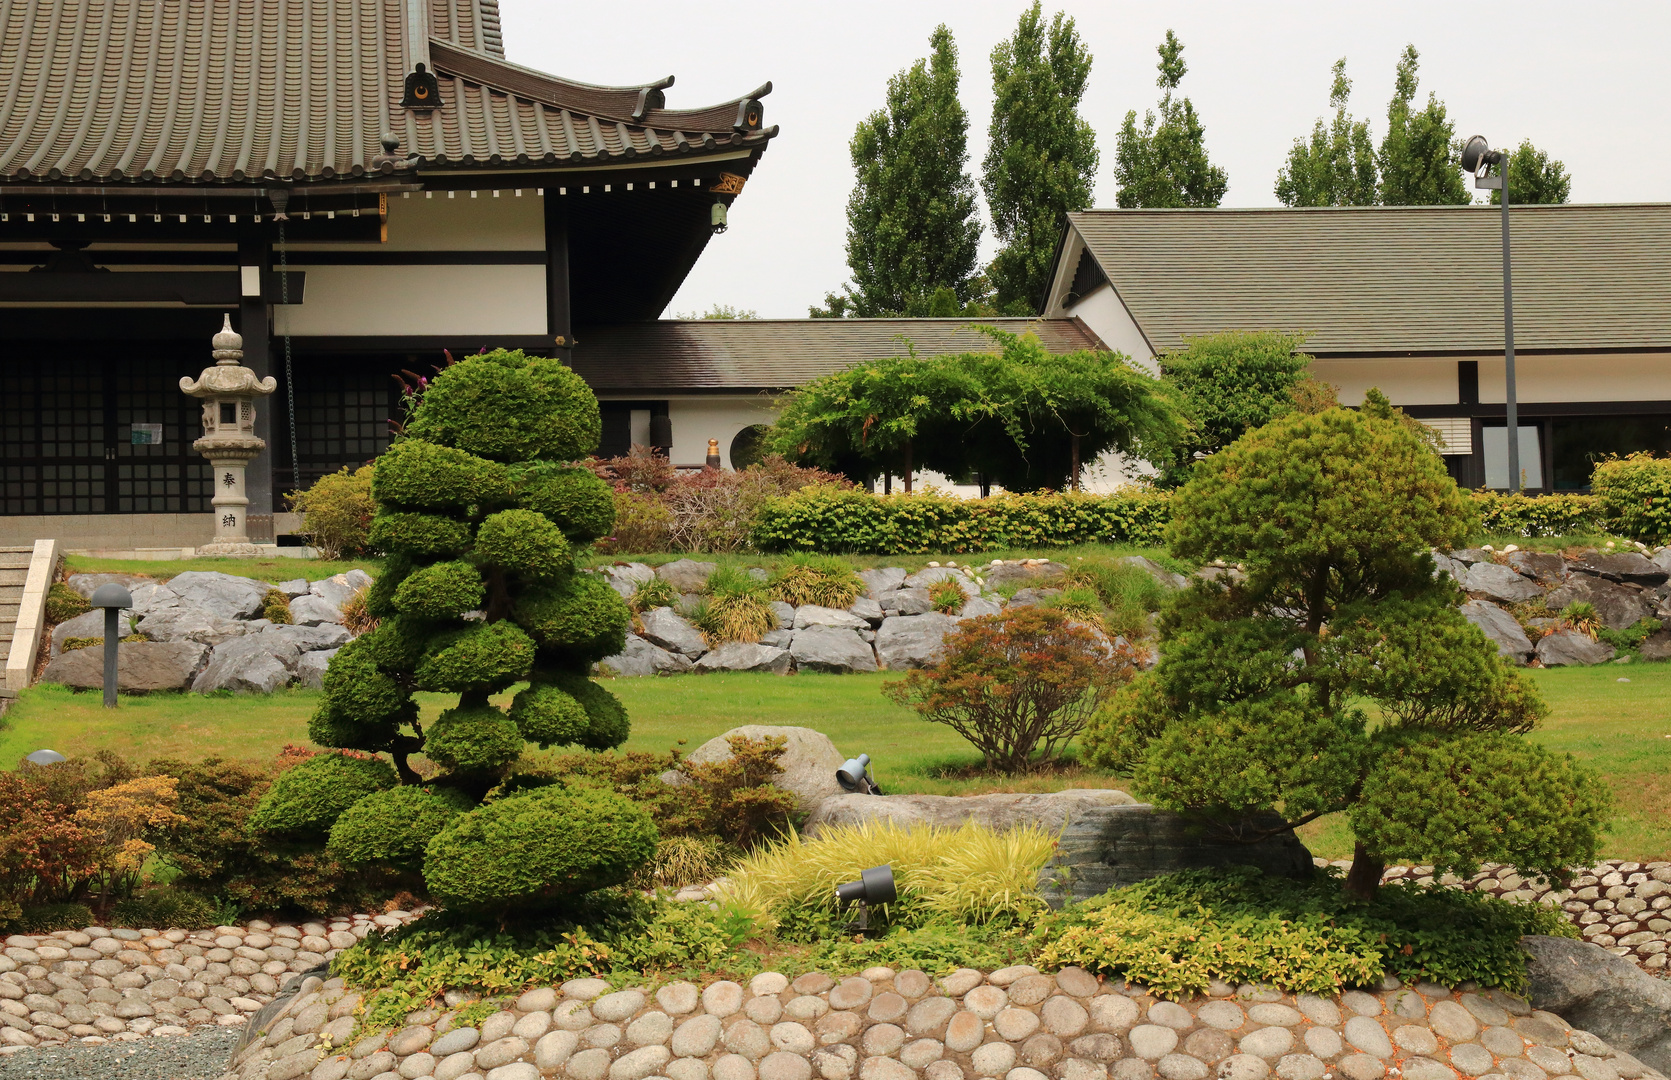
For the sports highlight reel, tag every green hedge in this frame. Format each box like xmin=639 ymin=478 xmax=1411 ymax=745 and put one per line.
xmin=752 ymin=488 xmax=1173 ymax=555
xmin=1592 ymin=453 xmax=1671 ymax=543
xmin=1470 ymin=492 xmax=1603 ymax=537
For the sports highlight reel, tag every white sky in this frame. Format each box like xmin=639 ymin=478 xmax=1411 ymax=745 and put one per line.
xmin=498 ymin=0 xmax=1671 ymax=320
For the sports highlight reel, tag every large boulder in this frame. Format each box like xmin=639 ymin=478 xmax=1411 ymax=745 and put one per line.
xmin=857 ymin=567 xmax=907 ymax=599
xmin=1463 ymin=561 xmax=1545 ymax=604
xmin=1039 ymin=804 xmax=1316 ymax=906
xmin=1523 ymin=934 xmax=1671 ymax=1073
xmin=1572 ymin=551 xmax=1669 ymax=586
xmin=125 ymin=580 xmax=187 ymax=619
xmin=769 ymin=600 xmax=797 ymax=629
xmin=308 ymin=571 xmax=366 ymax=611
xmin=695 ymin=642 xmax=792 ymax=675
xmin=1119 ymin=556 xmax=1188 ymax=590
xmin=1536 ymin=630 xmax=1616 ymax=667
xmin=50 ymin=609 xmax=115 ymax=657
xmin=134 ymin=605 xmax=250 ymax=647
xmin=41 ymin=641 xmax=208 ymax=692
xmin=287 ymin=593 xmax=346 ymax=626
xmin=673 ymin=725 xmax=845 ymax=813
xmin=275 ymin=578 xmax=312 ymax=598
xmin=261 ymin=623 xmax=352 ymax=652
xmin=599 ymin=562 xmax=655 ymax=599
xmin=1449 ymin=548 xmax=1495 ymax=565
xmin=638 ymin=606 xmax=707 ymax=658
xmin=1430 ymin=552 xmax=1467 ymax=583
xmin=191 ymin=633 xmax=303 ymax=693
xmin=1547 ymin=576 xmax=1654 ymax=632
xmin=296 ymin=648 xmax=339 ymax=690
xmin=656 ymin=559 xmax=718 ymax=593
xmin=804 ymin=789 xmax=1138 ymax=837
xmin=1506 ymin=550 xmax=1568 ymax=585
xmin=166 ymin=571 xmax=269 ymax=620
xmin=794 ymin=605 xmax=869 ymax=631
xmin=848 ymin=597 xmax=884 ymax=625
xmin=599 ymin=633 xmax=695 ymax=677
xmin=1639 ymin=630 xmax=1671 ymax=661
xmin=64 ymin=572 xmax=152 ymax=599
xmin=789 ymin=625 xmax=878 ymax=674
xmin=876 ymin=613 xmax=961 ymax=669
xmin=982 ymin=561 xmax=1068 ymax=590
xmin=879 ymin=588 xmax=934 ymax=616
xmin=960 ymin=596 xmax=1003 ymax=619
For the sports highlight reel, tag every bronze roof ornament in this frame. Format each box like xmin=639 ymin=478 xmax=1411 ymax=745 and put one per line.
xmin=402 ymin=62 xmax=445 ymax=111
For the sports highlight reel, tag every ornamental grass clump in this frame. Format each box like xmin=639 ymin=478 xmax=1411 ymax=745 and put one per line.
xmin=767 ymin=555 xmax=865 ymax=608
xmin=1081 ymin=390 xmax=1611 ymax=900
xmin=252 ymin=349 xmax=655 ymax=916
xmin=691 ymin=566 xmax=776 ymax=644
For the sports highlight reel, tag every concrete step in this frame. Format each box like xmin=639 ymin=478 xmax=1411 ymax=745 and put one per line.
xmin=0 ymin=557 xmax=30 ymax=571
xmin=0 ymin=570 xmax=26 ymax=586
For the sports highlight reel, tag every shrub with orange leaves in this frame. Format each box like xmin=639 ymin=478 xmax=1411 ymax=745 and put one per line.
xmin=72 ymin=776 xmax=185 ymax=900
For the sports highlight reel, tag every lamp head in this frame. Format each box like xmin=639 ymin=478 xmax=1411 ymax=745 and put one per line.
xmin=25 ymin=749 xmax=67 ymax=766
xmin=710 ymin=201 xmax=728 ymax=234
xmin=836 ymin=754 xmax=872 ymax=792
xmin=1460 ymin=135 xmax=1498 ymax=177
xmin=88 ymin=583 xmax=133 ymax=609
xmin=836 ymin=864 xmax=897 ymax=908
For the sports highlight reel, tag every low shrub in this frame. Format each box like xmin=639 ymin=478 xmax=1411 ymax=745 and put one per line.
xmin=754 ymin=488 xmax=1172 ymax=555
xmin=261 ymin=589 xmax=293 ymax=624
xmin=690 ymin=570 xmax=777 ymax=644
xmin=723 ymin=820 xmax=1055 ymax=936
xmin=601 ymin=491 xmax=674 ymax=554
xmin=1592 ymin=453 xmax=1671 ymax=543
xmin=629 ymin=576 xmax=680 ymax=613
xmin=46 ymin=582 xmax=91 ymax=624
xmin=1032 ymin=866 xmax=1576 ymax=999
xmin=288 ymin=465 xmax=377 ymax=559
xmin=1599 ymin=617 xmax=1661 ymax=652
xmin=5 ymin=902 xmax=95 ymax=933
xmin=1471 ymin=491 xmax=1604 ymax=538
xmin=883 ymin=607 xmax=1137 ymax=773
xmin=111 ymin=888 xmax=222 ymax=930
xmin=766 ymin=555 xmax=865 ymax=608
xmin=675 ymin=735 xmax=798 ymax=848
xmin=801 ymin=921 xmax=1031 ymax=976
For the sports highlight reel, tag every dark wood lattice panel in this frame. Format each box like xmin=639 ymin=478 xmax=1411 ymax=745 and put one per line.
xmin=273 ymin=357 xmax=399 ymax=494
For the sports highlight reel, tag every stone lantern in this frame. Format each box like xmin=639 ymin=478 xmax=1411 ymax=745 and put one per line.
xmin=181 ymin=314 xmax=277 ymax=555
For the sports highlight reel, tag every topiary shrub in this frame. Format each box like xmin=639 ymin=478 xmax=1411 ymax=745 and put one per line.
xmin=260 ymin=348 xmax=642 ymax=916
xmin=422 ymin=786 xmax=657 ymax=910
xmin=247 ymin=752 xmax=397 ymax=842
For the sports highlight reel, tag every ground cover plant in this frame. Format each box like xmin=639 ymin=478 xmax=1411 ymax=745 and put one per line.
xmin=1085 ymin=391 xmax=1611 ymax=898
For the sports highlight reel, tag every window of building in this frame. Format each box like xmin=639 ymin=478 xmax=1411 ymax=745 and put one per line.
xmin=1482 ymin=425 xmax=1543 ymax=490
xmin=1549 ymin=416 xmax=1671 ymax=491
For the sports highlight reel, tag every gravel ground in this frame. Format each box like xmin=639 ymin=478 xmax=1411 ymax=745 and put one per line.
xmin=0 ymin=1025 xmax=241 ymax=1080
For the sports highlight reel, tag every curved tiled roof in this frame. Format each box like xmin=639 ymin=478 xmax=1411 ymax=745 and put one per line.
xmin=1067 ymin=204 xmax=1671 ymax=355
xmin=569 ymin=318 xmax=1108 ymax=393
xmin=0 ymin=0 xmax=774 ymax=185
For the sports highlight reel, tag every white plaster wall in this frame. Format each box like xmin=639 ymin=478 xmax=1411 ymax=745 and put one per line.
xmin=652 ymin=396 xmax=780 ymax=469
xmin=276 ymin=264 xmax=547 ymax=336
xmin=287 ymin=190 xmax=546 ymax=252
xmin=1067 ymin=284 xmax=1157 ymax=371
xmin=1309 ymin=359 xmax=1460 ymax=406
xmin=1476 ymin=354 xmax=1671 ymax=403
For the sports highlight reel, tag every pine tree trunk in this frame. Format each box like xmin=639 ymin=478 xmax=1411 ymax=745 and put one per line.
xmin=1071 ymin=434 xmax=1081 ymax=492
xmin=903 ymin=440 xmax=913 ymax=494
xmin=1343 ymin=841 xmax=1386 ymax=901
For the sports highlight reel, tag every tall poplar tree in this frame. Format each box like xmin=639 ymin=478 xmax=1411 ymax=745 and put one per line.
xmin=1488 ymin=139 xmax=1572 ymax=205
xmin=982 ymin=2 xmax=1099 ymax=314
xmin=1377 ymin=46 xmax=1469 ymax=206
xmin=1113 ymin=31 xmax=1227 ymax=209
xmin=1275 ymin=59 xmax=1378 ymax=207
xmin=815 ymin=26 xmax=982 ymax=318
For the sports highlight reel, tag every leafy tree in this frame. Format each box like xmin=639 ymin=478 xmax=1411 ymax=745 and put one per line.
xmin=1378 ymin=46 xmax=1469 ymax=206
xmin=982 ymin=2 xmax=1099 ymax=314
xmin=1082 ymin=394 xmax=1609 ymax=899
xmin=251 ymin=349 xmax=657 ymax=915
xmin=1488 ymin=139 xmax=1572 ymax=205
xmin=1113 ymin=31 xmax=1227 ymax=209
xmin=964 ymin=329 xmax=1182 ymax=491
xmin=1275 ymin=59 xmax=1378 ymax=207
xmin=676 ymin=304 xmax=759 ymax=320
xmin=767 ymin=350 xmax=984 ymax=491
xmin=818 ymin=26 xmax=982 ymax=318
xmin=1155 ymin=330 xmax=1313 ymax=483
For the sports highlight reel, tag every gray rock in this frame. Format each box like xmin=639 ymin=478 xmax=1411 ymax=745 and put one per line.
xmin=308 ymin=572 xmax=363 ymax=611
xmin=600 ymin=562 xmax=656 ymax=599
xmin=695 ymin=642 xmax=793 ymax=674
xmin=287 ymin=593 xmax=344 ymax=626
xmin=746 ymin=566 xmax=770 ymax=582
xmin=905 ymin=567 xmax=980 ymax=597
xmin=1506 ymin=551 xmax=1567 ymax=585
xmin=657 ymin=559 xmax=719 ymax=593
xmin=261 ymin=623 xmax=353 ymax=652
xmin=1639 ymin=630 xmax=1671 ymax=661
xmin=805 ymin=790 xmax=1138 ymax=837
xmin=1119 ymin=556 xmax=1188 ymax=590
xmin=1523 ymin=934 xmax=1671 ymax=1073
xmin=1459 ymin=600 xmax=1535 ymax=664
xmin=875 ymin=613 xmax=962 ymax=669
xmin=168 ymin=571 xmax=270 ymax=620
xmin=1430 ymin=553 xmax=1467 ymax=583
xmin=982 ymin=561 xmax=1069 ymax=589
xmin=1009 ymin=587 xmax=1062 ymax=608
xmin=880 ymin=588 xmax=934 ymax=616
xmin=192 ymin=633 xmax=303 ymax=693
xmin=1195 ymin=565 xmax=1248 ymax=587
xmin=1546 ymin=576 xmax=1654 ymax=632
xmin=599 ymin=633 xmax=695 ymax=677
xmin=1463 ymin=562 xmax=1545 ymax=604
xmin=639 ymin=607 xmax=708 ymax=658
xmin=51 ymin=609 xmax=118 ymax=657
xmin=857 ymin=567 xmax=908 ymax=599
xmin=41 ymin=641 xmax=209 ymax=692
xmin=960 ymin=597 xmax=1003 ymax=619
xmin=132 ymin=605 xmax=251 ymax=647
xmin=789 ymin=625 xmax=878 ymax=674
xmin=344 ymin=568 xmax=372 ymax=591
xmin=1040 ymin=805 xmax=1315 ymax=906
xmin=276 ymin=578 xmax=312 ymax=598
xmin=848 ymin=597 xmax=885 ymax=625
xmin=1653 ymin=547 xmax=1671 ymax=574
xmin=674 ymin=725 xmax=844 ymax=813
xmin=1571 ymin=551 xmax=1669 ymax=586
xmin=64 ymin=572 xmax=153 ymax=599
xmin=125 ymin=580 xmax=186 ymax=619
xmin=297 ymin=648 xmax=339 ymax=690
xmin=1448 ymin=548 xmax=1495 ymax=565
xmin=1535 ymin=630 xmax=1616 ymax=667
xmin=794 ymin=605 xmax=869 ymax=631
xmin=769 ymin=601 xmax=797 ymax=629
xmin=759 ymin=628 xmax=795 ymax=649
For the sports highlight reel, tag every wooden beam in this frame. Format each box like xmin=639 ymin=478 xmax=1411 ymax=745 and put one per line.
xmin=0 ymin=270 xmax=303 ymax=304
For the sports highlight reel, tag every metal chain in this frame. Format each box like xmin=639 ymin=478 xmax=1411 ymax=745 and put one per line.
xmin=279 ymin=217 xmax=298 ymax=491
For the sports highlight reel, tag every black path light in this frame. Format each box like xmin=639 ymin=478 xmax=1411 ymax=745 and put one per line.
xmin=836 ymin=864 xmax=897 ymax=931
xmin=88 ymin=582 xmax=133 ymax=709
xmin=1460 ymin=134 xmax=1521 ymax=493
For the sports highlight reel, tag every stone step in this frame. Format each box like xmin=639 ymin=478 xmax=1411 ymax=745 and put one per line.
xmin=0 ymin=555 xmax=30 ymax=570
xmin=0 ymin=569 xmax=27 ymax=586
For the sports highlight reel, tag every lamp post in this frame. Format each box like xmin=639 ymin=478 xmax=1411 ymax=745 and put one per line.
xmin=88 ymin=582 xmax=133 ymax=709
xmin=1460 ymin=135 xmax=1519 ymax=493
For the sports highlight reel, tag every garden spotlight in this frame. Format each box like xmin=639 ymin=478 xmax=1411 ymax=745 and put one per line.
xmin=836 ymin=864 xmax=897 ymax=931
xmin=836 ymin=754 xmax=883 ymax=794
xmin=25 ymin=749 xmax=66 ymax=765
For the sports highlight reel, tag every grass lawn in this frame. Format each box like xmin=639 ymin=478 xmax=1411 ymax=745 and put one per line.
xmin=6 ymin=664 xmax=1667 ymax=860
xmin=64 ymin=554 xmax=381 ymax=584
